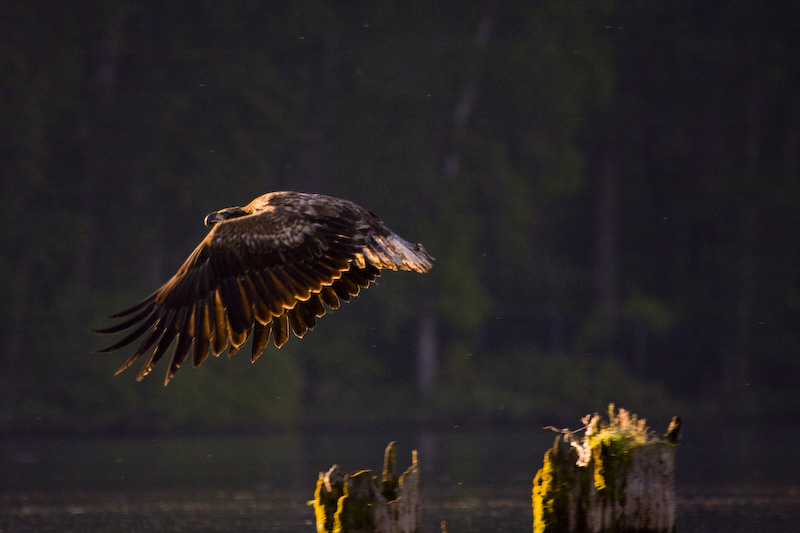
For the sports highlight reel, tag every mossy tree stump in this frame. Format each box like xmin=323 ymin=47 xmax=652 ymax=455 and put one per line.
xmin=312 ymin=441 xmax=420 ymax=533
xmin=532 ymin=406 xmax=681 ymax=533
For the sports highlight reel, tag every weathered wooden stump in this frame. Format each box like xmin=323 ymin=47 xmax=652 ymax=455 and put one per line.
xmin=532 ymin=406 xmax=680 ymax=533
xmin=312 ymin=441 xmax=420 ymax=533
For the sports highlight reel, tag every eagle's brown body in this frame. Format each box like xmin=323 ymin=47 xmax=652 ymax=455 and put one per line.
xmin=96 ymin=192 xmax=433 ymax=385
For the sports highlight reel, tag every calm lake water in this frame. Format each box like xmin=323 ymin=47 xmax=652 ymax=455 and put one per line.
xmin=2 ymin=423 xmax=798 ymax=531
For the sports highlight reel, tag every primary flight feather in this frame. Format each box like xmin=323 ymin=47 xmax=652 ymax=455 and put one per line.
xmin=95 ymin=191 xmax=434 ymax=385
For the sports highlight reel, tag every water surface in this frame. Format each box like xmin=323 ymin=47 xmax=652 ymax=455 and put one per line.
xmin=3 ymin=424 xmax=798 ymax=531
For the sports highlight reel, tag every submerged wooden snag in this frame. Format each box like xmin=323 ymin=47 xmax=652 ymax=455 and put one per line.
xmin=312 ymin=441 xmax=420 ymax=533
xmin=532 ymin=406 xmax=680 ymax=533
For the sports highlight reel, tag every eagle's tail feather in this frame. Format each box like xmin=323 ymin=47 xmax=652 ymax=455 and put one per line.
xmin=364 ymin=232 xmax=434 ymax=272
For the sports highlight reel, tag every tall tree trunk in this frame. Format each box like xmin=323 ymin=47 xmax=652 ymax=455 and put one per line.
xmin=416 ymin=307 xmax=437 ymax=391
xmin=595 ymin=150 xmax=619 ymax=349
xmin=419 ymin=2 xmax=498 ymax=392
xmin=725 ymin=79 xmax=761 ymax=389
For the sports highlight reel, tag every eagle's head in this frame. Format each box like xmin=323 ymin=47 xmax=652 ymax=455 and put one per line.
xmin=204 ymin=206 xmax=248 ymax=226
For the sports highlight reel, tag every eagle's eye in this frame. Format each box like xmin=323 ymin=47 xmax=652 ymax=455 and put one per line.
xmin=205 ymin=207 xmax=247 ymax=226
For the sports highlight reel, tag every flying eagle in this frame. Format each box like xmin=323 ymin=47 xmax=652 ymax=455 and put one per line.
xmin=95 ymin=191 xmax=434 ymax=385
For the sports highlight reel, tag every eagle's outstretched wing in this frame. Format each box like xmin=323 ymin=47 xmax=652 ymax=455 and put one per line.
xmin=95 ymin=192 xmax=433 ymax=385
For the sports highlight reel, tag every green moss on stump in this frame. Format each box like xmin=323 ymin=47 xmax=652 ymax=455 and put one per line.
xmin=311 ymin=442 xmax=420 ymax=533
xmin=533 ymin=406 xmax=680 ymax=533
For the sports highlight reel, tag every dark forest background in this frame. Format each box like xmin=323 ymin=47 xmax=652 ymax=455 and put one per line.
xmin=2 ymin=0 xmax=799 ymax=434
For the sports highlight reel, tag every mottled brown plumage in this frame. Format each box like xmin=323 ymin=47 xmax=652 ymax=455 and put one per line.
xmin=95 ymin=192 xmax=433 ymax=385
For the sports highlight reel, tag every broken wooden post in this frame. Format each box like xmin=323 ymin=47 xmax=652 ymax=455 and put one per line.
xmin=312 ymin=441 xmax=420 ymax=533
xmin=532 ymin=405 xmax=680 ymax=533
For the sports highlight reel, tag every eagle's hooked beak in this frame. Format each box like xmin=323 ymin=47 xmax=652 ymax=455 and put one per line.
xmin=204 ymin=206 xmax=247 ymax=226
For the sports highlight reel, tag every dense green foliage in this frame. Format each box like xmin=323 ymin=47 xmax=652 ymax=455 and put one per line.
xmin=2 ymin=1 xmax=798 ymax=433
